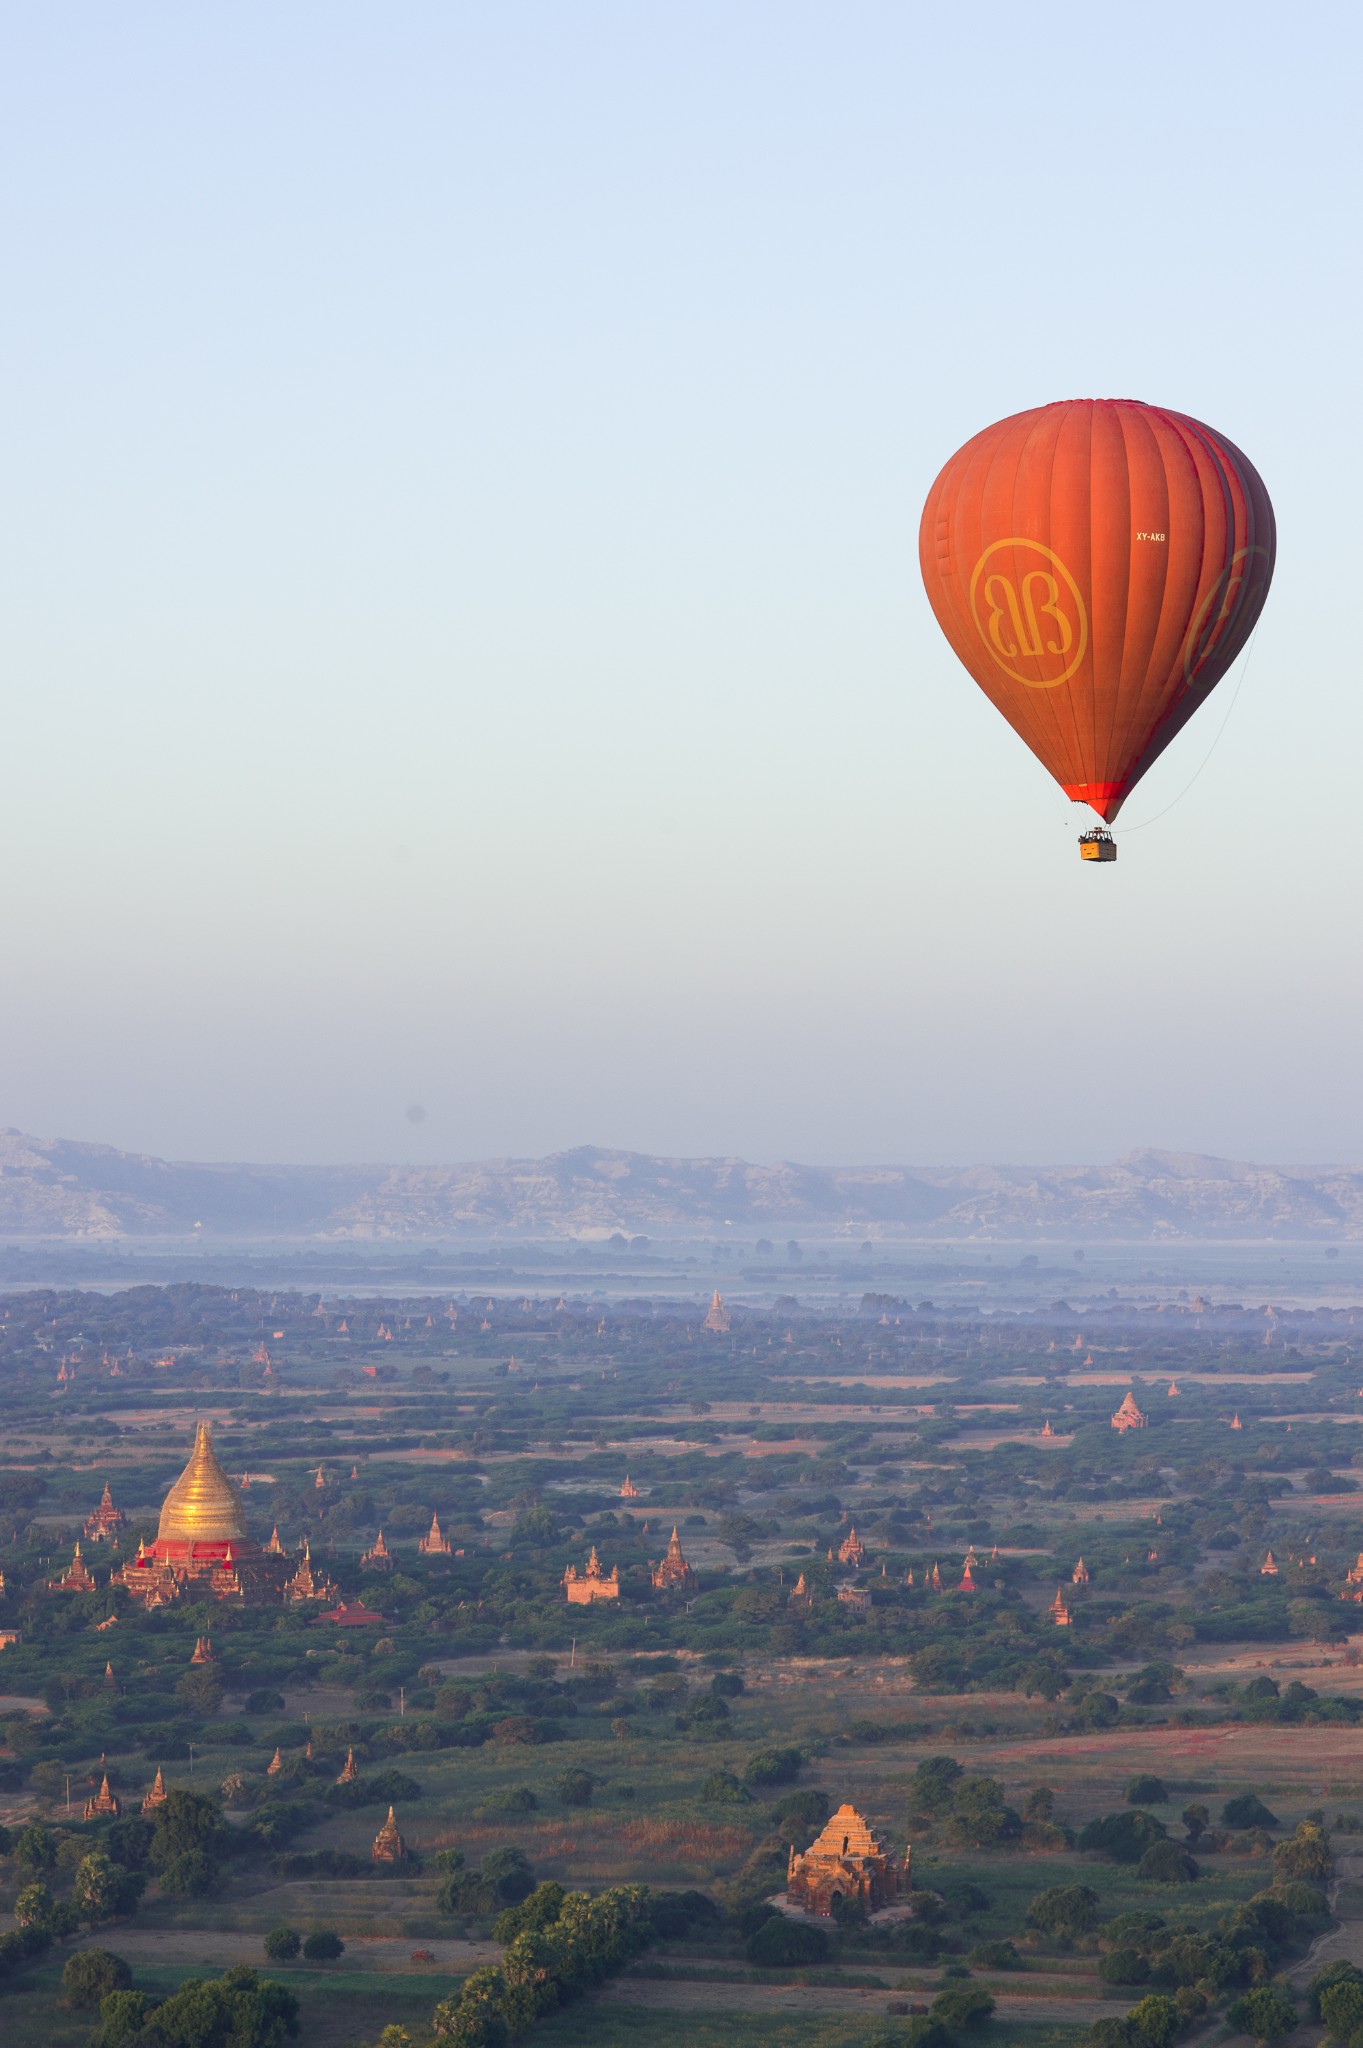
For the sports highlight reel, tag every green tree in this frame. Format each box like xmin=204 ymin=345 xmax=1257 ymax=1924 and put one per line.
xmin=74 ymin=1851 xmax=140 ymax=1924
xmin=909 ymin=1756 xmax=964 ymax=1816
xmin=63 ymin=1948 xmax=133 ymax=2008
xmin=746 ymin=1916 xmax=829 ymax=1966
xmin=302 ymin=1930 xmax=345 ymax=1960
xmin=1319 ymin=1980 xmax=1363 ymax=2042
xmin=264 ymin=1927 xmax=301 ymax=1960
xmin=149 ymin=1790 xmax=226 ymax=1873
xmin=1125 ymin=1994 xmax=1179 ymax=2048
xmin=1311 ymin=1963 xmax=1363 ymax=2020
xmin=1222 ymin=1794 xmax=1278 ymax=1830
xmin=92 ymin=1988 xmax=152 ymax=2045
xmin=931 ymin=1985 xmax=996 ymax=2032
xmin=556 ymin=1769 xmax=595 ymax=1807
xmin=15 ymin=1823 xmax=56 ymax=1870
xmin=431 ymin=1966 xmax=510 ymax=2046
xmin=1137 ymin=1840 xmax=1198 ymax=1883
xmin=1273 ymin=1820 xmax=1333 ymax=1885
xmin=1227 ymin=1986 xmax=1297 ymax=2042
xmin=1126 ymin=1775 xmax=1167 ymax=1806
xmin=946 ymin=1775 xmax=1019 ymax=1847
xmin=495 ymin=1882 xmax=566 ymax=1944
xmin=1027 ymin=1884 xmax=1100 ymax=1937
xmin=1182 ymin=1803 xmax=1210 ymax=1845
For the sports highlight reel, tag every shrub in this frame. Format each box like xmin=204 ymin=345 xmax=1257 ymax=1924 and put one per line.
xmin=1027 ymin=1884 xmax=1100 ymax=1937
xmin=700 ymin=1770 xmax=751 ymax=1804
xmin=711 ymin=1671 xmax=745 ymax=1697
xmin=1101 ymin=1950 xmax=1151 ymax=1985
xmin=1137 ymin=1841 xmax=1198 ymax=1883
xmin=1078 ymin=1811 xmax=1167 ymax=1863
xmin=555 ymin=1769 xmax=595 ymax=1808
xmin=930 ymin=1984 xmax=995 ymax=2031
xmin=302 ymin=1929 xmax=345 ymax=1960
xmin=63 ymin=1949 xmax=132 ymax=2008
xmin=968 ymin=1940 xmax=1023 ymax=1970
xmin=1222 ymin=1794 xmax=1278 ymax=1830
xmin=264 ymin=1926 xmax=301 ymax=1960
xmin=243 ymin=1689 xmax=286 ymax=1715
xmin=742 ymin=1746 xmax=802 ymax=1786
xmin=477 ymin=1788 xmax=538 ymax=1819
xmin=1226 ymin=1986 xmax=1297 ymax=2041
xmin=1126 ymin=1775 xmax=1168 ymax=1807
xmin=746 ymin=1915 xmax=829 ymax=1966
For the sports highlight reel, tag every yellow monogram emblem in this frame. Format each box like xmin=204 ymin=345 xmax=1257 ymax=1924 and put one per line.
xmin=968 ymin=539 xmax=1088 ymax=688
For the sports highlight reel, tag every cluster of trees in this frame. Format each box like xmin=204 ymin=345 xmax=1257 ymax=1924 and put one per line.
xmin=1067 ymin=1824 xmax=1336 ymax=2048
xmin=428 ymin=1883 xmax=713 ymax=2045
xmin=90 ymin=1965 xmax=299 ymax=2048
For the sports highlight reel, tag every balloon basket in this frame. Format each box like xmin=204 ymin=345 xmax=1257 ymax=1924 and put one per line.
xmin=1078 ymin=828 xmax=1117 ymax=863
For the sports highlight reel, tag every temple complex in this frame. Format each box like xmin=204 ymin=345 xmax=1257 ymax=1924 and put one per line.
xmin=285 ymin=1538 xmax=339 ymax=1606
xmin=1111 ymin=1391 xmax=1147 ymax=1432
xmin=141 ymin=1767 xmax=168 ymax=1814
xmin=563 ymin=1546 xmax=619 ymax=1604
xmin=84 ymin=1772 xmax=121 ymax=1820
xmin=50 ymin=1542 xmax=97 ymax=1593
xmin=836 ymin=1527 xmax=866 ymax=1568
xmin=110 ymin=1423 xmax=290 ymax=1608
xmin=361 ymin=1530 xmax=393 ymax=1571
xmin=651 ymin=1527 xmax=698 ymax=1594
xmin=418 ymin=1511 xmax=453 ymax=1556
xmin=786 ymin=1804 xmax=905 ymax=1916
xmin=1049 ymin=1588 xmax=1073 ymax=1626
xmin=84 ymin=1481 xmax=128 ymax=1544
xmin=619 ymin=1475 xmax=639 ymax=1498
xmin=337 ymin=1746 xmax=360 ymax=1784
xmin=371 ymin=1805 xmax=407 ymax=1862
xmin=787 ymin=1572 xmax=813 ymax=1612
xmin=318 ymin=1598 xmax=386 ymax=1627
xmin=1072 ymin=1557 xmax=1090 ymax=1584
xmin=703 ymin=1290 xmax=731 ymax=1333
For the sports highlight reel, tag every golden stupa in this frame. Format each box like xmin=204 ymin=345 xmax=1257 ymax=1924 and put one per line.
xmin=157 ymin=1422 xmax=248 ymax=1545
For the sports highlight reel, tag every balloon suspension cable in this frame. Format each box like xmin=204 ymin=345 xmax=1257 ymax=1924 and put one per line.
xmin=1116 ymin=623 xmax=1263 ymax=835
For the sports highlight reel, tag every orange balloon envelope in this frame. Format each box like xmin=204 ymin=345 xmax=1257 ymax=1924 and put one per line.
xmin=919 ymin=399 xmax=1275 ymax=822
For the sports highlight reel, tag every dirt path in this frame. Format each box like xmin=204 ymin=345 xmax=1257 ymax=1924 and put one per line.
xmin=69 ymin=1929 xmax=493 ymax=1974
xmin=596 ymin=1979 xmax=1113 ymax=2022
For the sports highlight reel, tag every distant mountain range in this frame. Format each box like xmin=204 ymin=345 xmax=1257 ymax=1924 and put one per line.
xmin=0 ymin=1129 xmax=1361 ymax=1241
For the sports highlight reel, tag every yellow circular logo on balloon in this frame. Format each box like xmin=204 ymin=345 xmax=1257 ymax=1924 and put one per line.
xmin=969 ymin=539 xmax=1088 ymax=688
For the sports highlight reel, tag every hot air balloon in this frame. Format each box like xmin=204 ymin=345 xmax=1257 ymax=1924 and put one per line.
xmin=918 ymin=399 xmax=1274 ymax=860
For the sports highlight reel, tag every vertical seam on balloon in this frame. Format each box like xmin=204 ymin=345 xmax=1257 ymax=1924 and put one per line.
xmin=1076 ymin=399 xmax=1097 ymax=797
xmin=1108 ymin=404 xmax=1173 ymax=791
xmin=1124 ymin=413 xmax=1237 ymax=796
xmin=1027 ymin=405 xmax=1081 ymax=788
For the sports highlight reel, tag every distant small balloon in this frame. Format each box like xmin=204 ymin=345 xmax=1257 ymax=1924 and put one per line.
xmin=405 ymin=1103 xmax=427 ymax=1124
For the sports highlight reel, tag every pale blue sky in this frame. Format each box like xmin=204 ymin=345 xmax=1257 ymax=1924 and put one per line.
xmin=0 ymin=3 xmax=1357 ymax=1168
